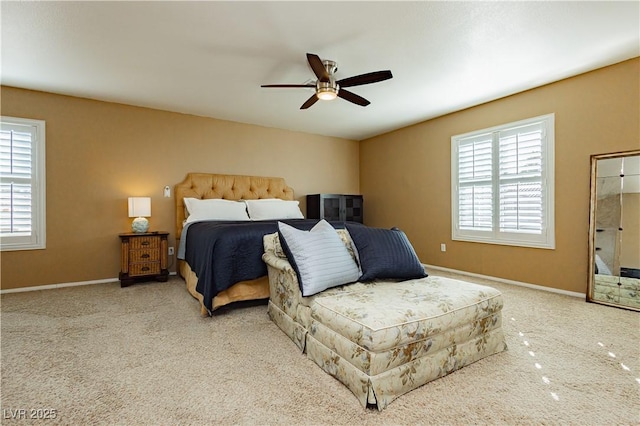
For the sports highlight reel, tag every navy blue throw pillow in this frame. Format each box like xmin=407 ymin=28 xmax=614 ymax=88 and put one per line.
xmin=345 ymin=224 xmax=427 ymax=282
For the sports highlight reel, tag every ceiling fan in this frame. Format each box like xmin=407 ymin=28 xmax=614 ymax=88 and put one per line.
xmin=261 ymin=53 xmax=393 ymax=110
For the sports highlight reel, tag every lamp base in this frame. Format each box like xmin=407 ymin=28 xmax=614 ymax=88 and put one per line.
xmin=131 ymin=217 xmax=150 ymax=233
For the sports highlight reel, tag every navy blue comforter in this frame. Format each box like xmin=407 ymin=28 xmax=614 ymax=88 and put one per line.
xmin=184 ymin=219 xmax=349 ymax=313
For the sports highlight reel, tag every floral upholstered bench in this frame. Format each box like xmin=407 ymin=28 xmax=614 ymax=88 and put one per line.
xmin=262 ymin=221 xmax=507 ymax=410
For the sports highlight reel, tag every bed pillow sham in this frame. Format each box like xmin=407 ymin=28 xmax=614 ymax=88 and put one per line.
xmin=184 ymin=197 xmax=250 ymax=224
xmin=278 ymin=220 xmax=360 ymax=297
xmin=245 ymin=199 xmax=304 ymax=220
xmin=345 ymin=224 xmax=427 ymax=282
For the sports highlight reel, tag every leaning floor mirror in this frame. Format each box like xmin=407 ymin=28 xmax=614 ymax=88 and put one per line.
xmin=587 ymin=149 xmax=640 ymax=311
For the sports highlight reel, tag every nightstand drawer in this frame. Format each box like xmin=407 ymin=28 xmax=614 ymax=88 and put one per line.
xmin=129 ymin=236 xmax=161 ymax=250
xmin=129 ymin=262 xmax=161 ymax=277
xmin=129 ymin=248 xmax=159 ymax=263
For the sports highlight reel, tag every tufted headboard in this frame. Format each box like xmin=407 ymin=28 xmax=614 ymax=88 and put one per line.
xmin=174 ymin=173 xmax=295 ymax=241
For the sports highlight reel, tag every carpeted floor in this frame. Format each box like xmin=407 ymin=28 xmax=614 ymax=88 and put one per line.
xmin=1 ymin=271 xmax=639 ymax=425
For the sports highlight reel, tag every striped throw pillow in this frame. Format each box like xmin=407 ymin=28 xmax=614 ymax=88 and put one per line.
xmin=278 ymin=220 xmax=360 ymax=296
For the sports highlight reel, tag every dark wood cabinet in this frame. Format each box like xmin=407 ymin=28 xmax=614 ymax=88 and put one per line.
xmin=307 ymin=194 xmax=363 ymax=223
xmin=119 ymin=232 xmax=169 ymax=287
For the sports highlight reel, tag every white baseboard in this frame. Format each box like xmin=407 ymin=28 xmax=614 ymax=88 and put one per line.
xmin=3 ymin=268 xmax=583 ymax=299
xmin=0 ymin=272 xmax=178 ymax=294
xmin=424 ymin=264 xmax=585 ymax=298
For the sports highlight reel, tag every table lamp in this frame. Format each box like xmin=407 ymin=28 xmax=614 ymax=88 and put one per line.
xmin=128 ymin=197 xmax=151 ymax=233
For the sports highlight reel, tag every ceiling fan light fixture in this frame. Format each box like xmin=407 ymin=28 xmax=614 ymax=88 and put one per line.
xmin=316 ymin=81 xmax=339 ymax=101
xmin=317 ymin=87 xmax=338 ymax=101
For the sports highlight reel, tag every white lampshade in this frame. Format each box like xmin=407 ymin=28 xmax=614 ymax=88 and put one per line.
xmin=128 ymin=197 xmax=151 ymax=233
xmin=128 ymin=197 xmax=151 ymax=218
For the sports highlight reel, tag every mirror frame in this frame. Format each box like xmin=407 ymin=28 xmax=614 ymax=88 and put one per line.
xmin=587 ymin=149 xmax=640 ymax=311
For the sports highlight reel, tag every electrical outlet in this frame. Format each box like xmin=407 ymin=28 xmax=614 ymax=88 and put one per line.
xmin=163 ymin=186 xmax=171 ymax=198
xmin=168 ymin=246 xmax=174 ymax=256
xmin=440 ymin=243 xmax=446 ymax=252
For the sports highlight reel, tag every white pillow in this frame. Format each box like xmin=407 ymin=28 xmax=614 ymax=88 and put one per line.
xmin=278 ymin=220 xmax=360 ymax=296
xmin=183 ymin=198 xmax=250 ymax=224
xmin=245 ymin=199 xmax=304 ymax=220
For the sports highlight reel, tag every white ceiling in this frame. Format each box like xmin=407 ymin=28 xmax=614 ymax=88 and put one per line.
xmin=2 ymin=1 xmax=639 ymax=141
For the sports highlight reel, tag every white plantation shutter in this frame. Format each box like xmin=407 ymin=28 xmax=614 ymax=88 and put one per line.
xmin=0 ymin=117 xmax=46 ymax=251
xmin=498 ymin=123 xmax=544 ymax=234
xmin=452 ymin=114 xmax=554 ymax=249
xmin=457 ymin=133 xmax=493 ymax=232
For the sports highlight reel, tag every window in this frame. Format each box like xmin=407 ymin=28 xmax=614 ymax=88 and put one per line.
xmin=1 ymin=116 xmax=46 ymax=251
xmin=451 ymin=114 xmax=554 ymax=249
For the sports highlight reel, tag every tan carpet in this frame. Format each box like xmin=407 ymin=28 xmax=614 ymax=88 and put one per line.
xmin=1 ymin=271 xmax=639 ymax=425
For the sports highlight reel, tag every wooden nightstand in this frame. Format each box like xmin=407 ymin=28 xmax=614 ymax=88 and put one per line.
xmin=119 ymin=231 xmax=169 ymax=287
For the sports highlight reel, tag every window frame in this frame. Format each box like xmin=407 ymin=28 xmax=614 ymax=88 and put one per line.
xmin=1 ymin=116 xmax=46 ymax=251
xmin=451 ymin=113 xmax=555 ymax=249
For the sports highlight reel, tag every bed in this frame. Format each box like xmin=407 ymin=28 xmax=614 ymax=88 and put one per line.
xmin=175 ymin=173 xmax=342 ymax=315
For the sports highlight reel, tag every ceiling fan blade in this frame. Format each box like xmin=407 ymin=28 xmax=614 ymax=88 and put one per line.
xmin=300 ymin=94 xmax=319 ymax=109
xmin=306 ymin=53 xmax=329 ymax=82
xmin=337 ymin=70 xmax=393 ymax=88
xmin=338 ymin=89 xmax=370 ymax=107
xmin=261 ymin=84 xmax=315 ymax=88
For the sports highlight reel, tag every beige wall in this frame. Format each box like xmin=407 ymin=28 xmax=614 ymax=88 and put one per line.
xmin=2 ymin=58 xmax=638 ymax=293
xmin=360 ymin=58 xmax=640 ymax=294
xmin=0 ymin=87 xmax=359 ymax=290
